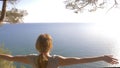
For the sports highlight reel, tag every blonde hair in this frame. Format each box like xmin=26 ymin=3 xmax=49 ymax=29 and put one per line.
xmin=35 ymin=34 xmax=52 ymax=68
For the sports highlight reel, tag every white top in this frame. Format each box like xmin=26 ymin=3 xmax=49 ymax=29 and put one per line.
xmin=26 ymin=54 xmax=59 ymax=68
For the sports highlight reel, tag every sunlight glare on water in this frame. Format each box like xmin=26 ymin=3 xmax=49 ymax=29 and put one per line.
xmin=90 ymin=23 xmax=120 ymax=67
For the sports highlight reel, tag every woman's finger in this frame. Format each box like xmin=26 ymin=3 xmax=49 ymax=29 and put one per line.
xmin=112 ymin=58 xmax=118 ymax=61
xmin=110 ymin=60 xmax=119 ymax=64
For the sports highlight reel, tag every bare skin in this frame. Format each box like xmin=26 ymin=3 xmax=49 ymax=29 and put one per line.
xmin=58 ymin=55 xmax=119 ymax=66
xmin=0 ymin=52 xmax=119 ymax=66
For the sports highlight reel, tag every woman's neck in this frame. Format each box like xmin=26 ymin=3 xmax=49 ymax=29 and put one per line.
xmin=40 ymin=52 xmax=51 ymax=57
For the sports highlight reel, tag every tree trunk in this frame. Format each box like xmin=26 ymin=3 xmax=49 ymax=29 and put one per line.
xmin=0 ymin=0 xmax=7 ymax=24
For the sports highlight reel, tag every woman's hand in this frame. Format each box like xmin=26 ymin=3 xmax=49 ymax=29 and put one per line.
xmin=103 ymin=55 xmax=119 ymax=64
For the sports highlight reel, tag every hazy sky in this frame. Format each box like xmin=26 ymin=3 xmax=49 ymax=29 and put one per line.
xmin=0 ymin=0 xmax=120 ymax=23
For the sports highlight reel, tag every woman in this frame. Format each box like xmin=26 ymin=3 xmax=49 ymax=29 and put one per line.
xmin=0 ymin=34 xmax=119 ymax=68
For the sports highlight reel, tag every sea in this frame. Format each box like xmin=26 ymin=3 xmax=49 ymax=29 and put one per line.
xmin=0 ymin=23 xmax=120 ymax=68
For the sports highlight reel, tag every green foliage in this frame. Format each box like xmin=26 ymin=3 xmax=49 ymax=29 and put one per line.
xmin=0 ymin=44 xmax=16 ymax=68
xmin=5 ymin=8 xmax=28 ymax=23
xmin=20 ymin=65 xmax=26 ymax=68
xmin=0 ymin=44 xmax=11 ymax=54
xmin=0 ymin=0 xmax=28 ymax=24
xmin=0 ymin=8 xmax=28 ymax=24
xmin=0 ymin=44 xmax=26 ymax=68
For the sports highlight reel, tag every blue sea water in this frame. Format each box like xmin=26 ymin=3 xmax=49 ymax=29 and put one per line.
xmin=0 ymin=23 xmax=119 ymax=68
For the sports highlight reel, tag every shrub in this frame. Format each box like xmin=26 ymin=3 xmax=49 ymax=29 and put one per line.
xmin=0 ymin=44 xmax=26 ymax=68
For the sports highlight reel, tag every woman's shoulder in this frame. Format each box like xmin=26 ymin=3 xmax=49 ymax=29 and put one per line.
xmin=53 ymin=55 xmax=62 ymax=57
xmin=53 ymin=55 xmax=72 ymax=60
xmin=26 ymin=54 xmax=38 ymax=56
xmin=27 ymin=54 xmax=38 ymax=56
xmin=52 ymin=55 xmax=65 ymax=59
xmin=25 ymin=54 xmax=39 ymax=59
xmin=25 ymin=54 xmax=39 ymax=62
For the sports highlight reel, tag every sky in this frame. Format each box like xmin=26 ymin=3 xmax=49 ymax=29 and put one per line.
xmin=0 ymin=0 xmax=120 ymax=23
xmin=7 ymin=0 xmax=119 ymax=23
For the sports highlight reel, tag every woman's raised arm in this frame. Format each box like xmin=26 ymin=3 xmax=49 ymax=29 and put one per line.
xmin=58 ymin=55 xmax=119 ymax=66
xmin=0 ymin=54 xmax=31 ymax=64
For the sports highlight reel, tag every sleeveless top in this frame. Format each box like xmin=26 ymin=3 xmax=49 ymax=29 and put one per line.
xmin=27 ymin=54 xmax=59 ymax=68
